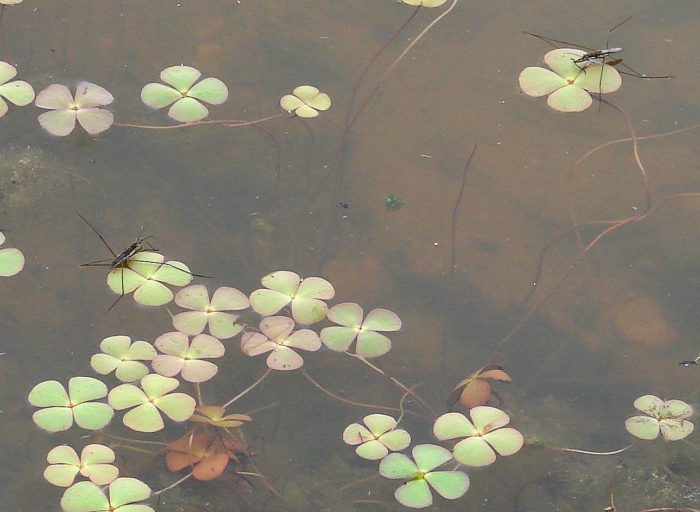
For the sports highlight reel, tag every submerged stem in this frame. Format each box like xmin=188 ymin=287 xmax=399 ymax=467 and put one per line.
xmin=223 ymin=368 xmax=271 ymax=408
xmin=350 ymin=355 xmax=437 ymax=417
xmin=300 ymin=368 xmax=404 ymax=414
xmin=114 ymin=114 xmax=284 ymax=130
xmin=554 ymin=442 xmax=634 ymax=456
xmin=152 ymin=472 xmax=193 ymax=496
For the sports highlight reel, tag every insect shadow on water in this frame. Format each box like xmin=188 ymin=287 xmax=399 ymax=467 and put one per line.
xmin=523 ymin=16 xmax=672 ymax=102
xmin=77 ymin=212 xmax=209 ymax=312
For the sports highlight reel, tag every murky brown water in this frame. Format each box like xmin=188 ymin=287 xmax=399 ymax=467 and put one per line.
xmin=1 ymin=1 xmax=698 ymax=511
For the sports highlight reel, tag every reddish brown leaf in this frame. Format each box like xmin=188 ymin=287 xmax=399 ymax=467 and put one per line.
xmin=460 ymin=378 xmax=492 ymax=408
xmin=193 ymin=453 xmax=229 ymax=481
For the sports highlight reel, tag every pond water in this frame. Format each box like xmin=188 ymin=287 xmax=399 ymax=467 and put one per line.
xmin=1 ymin=1 xmax=699 ymax=511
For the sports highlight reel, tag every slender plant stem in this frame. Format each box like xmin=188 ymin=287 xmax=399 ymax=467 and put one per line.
xmin=576 ymin=123 xmax=700 ymax=166
xmin=553 ymin=443 xmax=633 ymax=456
xmin=108 ymin=444 xmax=159 ymax=455
xmin=223 ymin=368 xmax=271 ymax=408
xmin=300 ymin=368 xmax=405 ymax=414
xmin=343 ymin=5 xmax=420 ymax=131
xmin=491 ymin=100 xmax=700 ymax=358
xmin=348 ymin=0 xmax=460 ymax=129
xmin=349 ymin=355 xmax=437 ymax=417
xmin=442 ymin=144 xmax=477 ymax=371
xmin=152 ymin=472 xmax=193 ymax=496
xmin=234 ymin=471 xmax=284 ymax=500
xmin=194 ymin=382 xmax=203 ymax=406
xmin=102 ymin=433 xmax=167 ymax=446
xmin=114 ymin=113 xmax=284 ymax=130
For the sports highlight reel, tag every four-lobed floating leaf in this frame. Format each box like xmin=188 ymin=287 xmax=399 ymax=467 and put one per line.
xmin=60 ymin=477 xmax=152 ymax=512
xmin=173 ymin=284 xmax=249 ymax=339
xmin=625 ymin=395 xmax=694 ymax=441
xmin=379 ymin=444 xmax=469 ymax=509
xmin=44 ymin=444 xmax=119 ymax=488
xmin=152 ymin=331 xmax=225 ymax=383
xmin=90 ymin=335 xmax=156 ymax=383
xmin=107 ymin=251 xmax=192 ymax=307
xmin=249 ymin=270 xmax=335 ymax=324
xmin=343 ymin=413 xmax=411 ymax=460
xmin=35 ymin=81 xmax=114 ymax=136
xmin=0 ymin=61 xmax=34 ymax=118
xmin=433 ymin=407 xmax=524 ymax=466
xmin=28 ymin=377 xmax=114 ymax=433
xmin=240 ymin=315 xmax=321 ymax=371
xmin=108 ymin=373 xmax=195 ymax=432
xmin=321 ymin=303 xmax=401 ymax=358
xmin=0 ymin=231 xmax=25 ymax=276
xmin=519 ymin=48 xmax=622 ymax=112
xmin=400 ymin=0 xmax=447 ymax=6
xmin=279 ymin=85 xmax=331 ymax=118
xmin=141 ymin=64 xmax=228 ymax=123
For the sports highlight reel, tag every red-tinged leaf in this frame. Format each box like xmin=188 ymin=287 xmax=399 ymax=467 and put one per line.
xmin=460 ymin=379 xmax=492 ymax=408
xmin=166 ymin=451 xmax=199 ymax=472
xmin=193 ymin=453 xmax=229 ymax=481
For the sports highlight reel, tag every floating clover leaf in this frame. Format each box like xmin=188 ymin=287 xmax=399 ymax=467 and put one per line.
xmin=152 ymin=331 xmax=225 ymax=383
xmin=0 ymin=231 xmax=24 ymax=276
xmin=343 ymin=413 xmax=411 ymax=460
xmin=141 ymin=65 xmax=228 ymax=122
xmin=400 ymin=0 xmax=447 ymax=6
xmin=434 ymin=408 xmax=524 ymax=466
xmin=173 ymin=285 xmax=249 ymax=339
xmin=249 ymin=270 xmax=335 ymax=324
xmin=625 ymin=395 xmax=694 ymax=441
xmin=240 ymin=315 xmax=321 ymax=371
xmin=107 ymin=251 xmax=192 ymax=307
xmin=166 ymin=432 xmax=244 ymax=481
xmin=44 ymin=444 xmax=118 ymax=487
xmin=321 ymin=303 xmax=401 ymax=358
xmin=60 ymin=477 xmax=152 ymax=512
xmin=190 ymin=405 xmax=251 ymax=428
xmin=28 ymin=377 xmax=114 ymax=433
xmin=0 ymin=61 xmax=34 ymax=118
xmin=35 ymin=82 xmax=114 ymax=136
xmin=90 ymin=335 xmax=156 ymax=383
xmin=108 ymin=373 xmax=195 ymax=432
xmin=448 ymin=364 xmax=512 ymax=409
xmin=518 ymin=48 xmax=622 ymax=112
xmin=279 ymin=85 xmax=331 ymax=118
xmin=379 ymin=444 xmax=469 ymax=509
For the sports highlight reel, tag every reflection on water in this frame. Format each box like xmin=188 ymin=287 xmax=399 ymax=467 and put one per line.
xmin=1 ymin=1 xmax=699 ymax=511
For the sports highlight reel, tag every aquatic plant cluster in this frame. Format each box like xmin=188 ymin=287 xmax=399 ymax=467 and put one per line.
xmin=25 ymin=261 xmax=695 ymax=510
xmin=0 ymin=0 xmax=692 ymax=509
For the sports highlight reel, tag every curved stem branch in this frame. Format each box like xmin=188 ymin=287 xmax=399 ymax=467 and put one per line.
xmin=152 ymin=472 xmax=193 ymax=496
xmin=114 ymin=114 xmax=284 ymax=130
xmin=223 ymin=368 xmax=271 ymax=409
xmin=349 ymin=354 xmax=437 ymax=417
xmin=553 ymin=442 xmax=634 ymax=456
